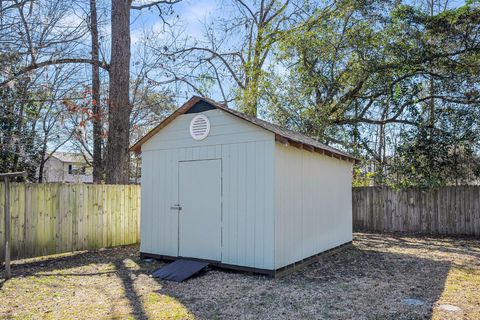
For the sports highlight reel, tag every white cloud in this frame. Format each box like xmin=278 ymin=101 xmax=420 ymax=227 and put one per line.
xmin=59 ymin=11 xmax=84 ymax=28
xmin=182 ymin=0 xmax=217 ymax=23
xmin=130 ymin=0 xmax=218 ymax=43
xmin=179 ymin=0 xmax=218 ymax=38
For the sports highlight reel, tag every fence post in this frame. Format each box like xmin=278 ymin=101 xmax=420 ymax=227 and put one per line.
xmin=4 ymin=177 xmax=10 ymax=279
xmin=1 ymin=172 xmax=26 ymax=280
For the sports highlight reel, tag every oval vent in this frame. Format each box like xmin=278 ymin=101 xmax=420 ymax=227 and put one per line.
xmin=189 ymin=114 xmax=210 ymax=140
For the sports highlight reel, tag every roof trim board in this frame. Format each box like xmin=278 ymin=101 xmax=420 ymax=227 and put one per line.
xmin=129 ymin=96 xmax=358 ymax=164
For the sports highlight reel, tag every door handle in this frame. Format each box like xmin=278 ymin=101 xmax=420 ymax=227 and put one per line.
xmin=170 ymin=204 xmax=182 ymax=211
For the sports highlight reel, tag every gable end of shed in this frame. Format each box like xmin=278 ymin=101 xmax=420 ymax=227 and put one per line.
xmin=185 ymin=100 xmax=216 ymax=114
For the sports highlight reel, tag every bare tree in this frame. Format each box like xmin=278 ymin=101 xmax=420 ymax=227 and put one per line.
xmin=36 ymin=66 xmax=83 ymax=182
xmin=104 ymin=0 xmax=182 ymax=184
xmin=0 ymin=0 xmax=108 ymax=87
xmin=89 ymin=0 xmax=103 ymax=182
xmin=104 ymin=0 xmax=132 ymax=184
xmin=150 ymin=0 xmax=299 ymax=116
xmin=1 ymin=0 xmax=94 ymax=179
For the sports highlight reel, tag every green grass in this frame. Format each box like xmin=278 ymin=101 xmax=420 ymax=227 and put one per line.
xmin=1 ymin=235 xmax=479 ymax=320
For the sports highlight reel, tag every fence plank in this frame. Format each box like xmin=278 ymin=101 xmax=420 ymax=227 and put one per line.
xmin=353 ymin=186 xmax=480 ymax=236
xmin=0 ymin=183 xmax=140 ymax=262
xmin=0 ymin=183 xmax=4 ymax=260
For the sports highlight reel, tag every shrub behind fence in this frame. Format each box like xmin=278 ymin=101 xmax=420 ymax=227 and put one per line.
xmin=0 ymin=183 xmax=140 ymax=262
xmin=353 ymin=186 xmax=480 ymax=236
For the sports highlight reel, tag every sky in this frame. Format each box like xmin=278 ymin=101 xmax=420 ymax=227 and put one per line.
xmin=44 ymin=0 xmax=225 ymax=152
xmin=60 ymin=0 xmax=471 ymax=107
xmin=128 ymin=0 xmax=231 ymax=104
xmin=128 ymin=0 xmax=469 ymax=105
xmin=46 ymin=0 xmax=473 ymax=153
xmin=131 ymin=0 xmax=219 ymax=45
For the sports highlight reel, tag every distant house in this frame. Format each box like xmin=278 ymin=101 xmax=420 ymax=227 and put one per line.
xmin=42 ymin=152 xmax=93 ymax=183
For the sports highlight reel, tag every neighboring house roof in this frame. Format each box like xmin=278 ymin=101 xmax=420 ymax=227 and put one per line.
xmin=129 ymin=96 xmax=357 ymax=163
xmin=49 ymin=151 xmax=91 ymax=164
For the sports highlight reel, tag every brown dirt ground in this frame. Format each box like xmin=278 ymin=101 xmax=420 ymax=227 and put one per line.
xmin=0 ymin=233 xmax=479 ymax=320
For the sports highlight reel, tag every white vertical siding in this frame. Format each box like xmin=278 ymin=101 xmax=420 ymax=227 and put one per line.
xmin=274 ymin=143 xmax=353 ymax=269
xmin=140 ymin=109 xmax=275 ymax=270
xmin=141 ymin=107 xmax=353 ymax=272
xmin=220 ymin=141 xmax=275 ymax=268
xmin=140 ymin=149 xmax=179 ymax=257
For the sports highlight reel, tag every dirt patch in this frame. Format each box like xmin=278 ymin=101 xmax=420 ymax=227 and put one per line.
xmin=1 ymin=233 xmax=479 ymax=319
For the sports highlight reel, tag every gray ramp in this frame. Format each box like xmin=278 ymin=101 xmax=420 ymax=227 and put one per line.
xmin=152 ymin=259 xmax=209 ymax=282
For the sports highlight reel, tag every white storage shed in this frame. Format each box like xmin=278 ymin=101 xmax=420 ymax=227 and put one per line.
xmin=130 ymin=96 xmax=356 ymax=276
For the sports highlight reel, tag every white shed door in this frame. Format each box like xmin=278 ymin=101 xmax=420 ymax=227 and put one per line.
xmin=178 ymin=159 xmax=222 ymax=261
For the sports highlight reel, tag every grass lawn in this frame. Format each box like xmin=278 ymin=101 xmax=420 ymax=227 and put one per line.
xmin=1 ymin=233 xmax=479 ymax=319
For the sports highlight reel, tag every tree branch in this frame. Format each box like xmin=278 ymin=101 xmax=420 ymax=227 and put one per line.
xmin=163 ymin=47 xmax=245 ymax=89
xmin=130 ymin=0 xmax=182 ymax=10
xmin=0 ymin=58 xmax=109 ymax=87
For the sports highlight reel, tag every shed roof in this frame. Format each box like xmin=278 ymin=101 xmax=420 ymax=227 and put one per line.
xmin=129 ymin=96 xmax=357 ymax=163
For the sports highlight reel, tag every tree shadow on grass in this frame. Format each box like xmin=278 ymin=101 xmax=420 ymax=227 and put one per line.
xmin=2 ymin=234 xmax=478 ymax=319
xmin=0 ymin=246 xmax=168 ymax=320
xmin=112 ymin=259 xmax=148 ymax=320
xmin=356 ymin=232 xmax=480 ymax=258
xmin=153 ymin=242 xmax=457 ymax=319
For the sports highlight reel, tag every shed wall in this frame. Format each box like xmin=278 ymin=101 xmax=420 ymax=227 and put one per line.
xmin=140 ymin=109 xmax=275 ymax=270
xmin=274 ymin=144 xmax=353 ymax=269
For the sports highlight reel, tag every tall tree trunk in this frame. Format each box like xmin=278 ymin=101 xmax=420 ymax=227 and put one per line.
xmin=13 ymin=84 xmax=27 ymax=173
xmin=375 ymin=103 xmax=389 ymax=186
xmin=105 ymin=0 xmax=131 ymax=184
xmin=377 ymin=122 xmax=385 ymax=185
xmin=38 ymin=142 xmax=47 ymax=183
xmin=241 ymin=28 xmax=264 ymax=117
xmin=90 ymin=0 xmax=103 ymax=183
xmin=428 ymin=0 xmax=435 ymax=132
xmin=353 ymin=101 xmax=360 ymax=157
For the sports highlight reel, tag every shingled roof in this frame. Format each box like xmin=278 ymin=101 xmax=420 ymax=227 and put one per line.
xmin=129 ymin=96 xmax=357 ymax=163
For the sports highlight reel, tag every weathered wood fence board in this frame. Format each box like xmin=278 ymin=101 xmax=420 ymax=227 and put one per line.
xmin=0 ymin=183 xmax=140 ymax=262
xmin=353 ymin=186 xmax=480 ymax=236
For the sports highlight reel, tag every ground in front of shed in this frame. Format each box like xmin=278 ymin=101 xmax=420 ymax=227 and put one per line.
xmin=1 ymin=233 xmax=479 ymax=320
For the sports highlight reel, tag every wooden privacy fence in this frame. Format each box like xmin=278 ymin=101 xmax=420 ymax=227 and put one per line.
xmin=0 ymin=183 xmax=140 ymax=262
xmin=353 ymin=186 xmax=480 ymax=236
